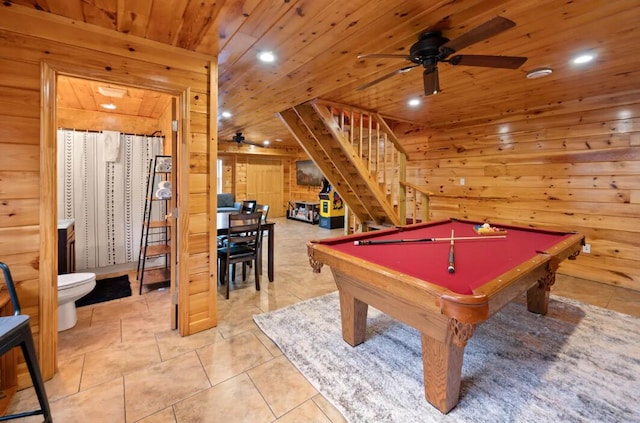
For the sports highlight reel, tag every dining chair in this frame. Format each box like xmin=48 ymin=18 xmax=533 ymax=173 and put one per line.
xmin=0 ymin=262 xmax=52 ymax=422
xmin=240 ymin=200 xmax=257 ymax=214
xmin=255 ymin=204 xmax=270 ymax=274
xmin=217 ymin=212 xmax=262 ymax=299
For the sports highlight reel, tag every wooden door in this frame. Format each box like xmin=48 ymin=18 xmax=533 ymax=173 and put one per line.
xmin=247 ymin=158 xmax=284 ymax=217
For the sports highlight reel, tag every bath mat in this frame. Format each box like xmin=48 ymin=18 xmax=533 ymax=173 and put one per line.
xmin=75 ymin=274 xmax=132 ymax=307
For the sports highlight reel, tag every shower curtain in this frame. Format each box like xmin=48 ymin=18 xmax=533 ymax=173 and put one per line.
xmin=57 ymin=129 xmax=164 ymax=271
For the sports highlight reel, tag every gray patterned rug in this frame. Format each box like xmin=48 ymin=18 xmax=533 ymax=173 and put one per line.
xmin=253 ymin=292 xmax=640 ymax=423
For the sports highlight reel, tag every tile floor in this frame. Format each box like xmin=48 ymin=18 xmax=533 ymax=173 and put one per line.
xmin=7 ymin=217 xmax=640 ymax=422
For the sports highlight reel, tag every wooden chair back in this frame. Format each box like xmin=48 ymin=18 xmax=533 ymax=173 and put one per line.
xmin=241 ymin=200 xmax=257 ymax=213
xmin=218 ymin=212 xmax=263 ymax=298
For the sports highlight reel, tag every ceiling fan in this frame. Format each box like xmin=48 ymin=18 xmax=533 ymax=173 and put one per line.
xmin=356 ymin=16 xmax=527 ymax=96
xmin=223 ymin=132 xmax=266 ymax=147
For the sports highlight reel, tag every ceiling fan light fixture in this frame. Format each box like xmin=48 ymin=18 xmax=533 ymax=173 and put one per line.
xmin=101 ymin=103 xmax=117 ymax=110
xmin=526 ymin=68 xmax=553 ymax=79
xmin=98 ymin=86 xmax=127 ymax=98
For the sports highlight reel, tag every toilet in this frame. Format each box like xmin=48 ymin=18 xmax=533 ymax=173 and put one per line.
xmin=57 ymin=273 xmax=96 ymax=331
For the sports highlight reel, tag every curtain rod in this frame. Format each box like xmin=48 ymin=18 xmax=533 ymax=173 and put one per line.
xmin=58 ymin=128 xmax=164 ymax=138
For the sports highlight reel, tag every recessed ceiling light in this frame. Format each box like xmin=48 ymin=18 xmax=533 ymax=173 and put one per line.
xmin=98 ymin=86 xmax=127 ymax=98
xmin=221 ymin=111 xmax=232 ymax=119
xmin=526 ymin=68 xmax=553 ymax=79
xmin=573 ymin=54 xmax=595 ymax=64
xmin=101 ymin=103 xmax=117 ymax=110
xmin=263 ymin=140 xmax=270 ymax=146
xmin=257 ymin=51 xmax=276 ymax=63
xmin=407 ymin=98 xmax=421 ymax=107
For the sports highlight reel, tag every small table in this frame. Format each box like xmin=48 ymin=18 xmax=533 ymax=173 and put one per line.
xmin=307 ymin=218 xmax=583 ymax=413
xmin=217 ymin=212 xmax=275 ymax=282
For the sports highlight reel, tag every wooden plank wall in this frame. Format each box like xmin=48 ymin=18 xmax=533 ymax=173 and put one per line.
xmin=0 ymin=6 xmax=217 ymax=386
xmin=218 ymin=149 xmax=304 ymax=216
xmin=401 ymin=91 xmax=640 ymax=292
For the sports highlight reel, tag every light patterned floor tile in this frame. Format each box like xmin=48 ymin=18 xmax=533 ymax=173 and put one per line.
xmin=124 ymin=351 xmax=210 ymax=422
xmin=57 ymin=320 xmax=122 ymax=359
xmin=248 ymin=355 xmax=318 ymax=418
xmin=50 ymin=378 xmax=125 ymax=423
xmin=90 ymin=297 xmax=149 ymax=324
xmin=137 ymin=406 xmax=177 ymax=423
xmin=155 ymin=326 xmax=222 ymax=361
xmin=312 ymin=394 xmax=349 ymax=423
xmin=81 ymin=337 xmax=161 ymax=389
xmin=607 ymin=286 xmax=640 ymax=317
xmin=276 ymin=399 xmax=332 ymax=422
xmin=173 ymin=373 xmax=275 ymax=423
xmin=197 ymin=331 xmax=274 ymax=386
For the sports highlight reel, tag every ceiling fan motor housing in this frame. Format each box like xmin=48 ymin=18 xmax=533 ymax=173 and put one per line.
xmin=410 ymin=31 xmax=450 ymax=65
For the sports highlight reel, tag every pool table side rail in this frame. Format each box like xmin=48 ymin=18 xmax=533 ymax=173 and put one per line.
xmin=307 ymin=240 xmax=490 ymax=324
xmin=444 ymin=231 xmax=584 ymax=318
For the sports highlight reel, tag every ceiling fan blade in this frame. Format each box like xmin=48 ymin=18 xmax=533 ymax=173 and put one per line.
xmin=423 ymin=66 xmax=440 ymax=96
xmin=357 ymin=53 xmax=415 ymax=60
xmin=224 ymin=138 xmax=266 ymax=148
xmin=450 ymin=54 xmax=527 ymax=69
xmin=356 ymin=64 xmax=419 ymax=91
xmin=440 ymin=16 xmax=516 ymax=54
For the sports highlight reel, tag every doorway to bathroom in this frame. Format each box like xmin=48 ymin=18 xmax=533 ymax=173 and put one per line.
xmin=53 ymin=75 xmax=179 ymax=316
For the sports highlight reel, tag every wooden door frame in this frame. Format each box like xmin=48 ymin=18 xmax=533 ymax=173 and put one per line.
xmin=40 ymin=62 xmax=191 ymax=377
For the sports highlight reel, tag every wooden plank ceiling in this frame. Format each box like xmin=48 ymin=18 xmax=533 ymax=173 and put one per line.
xmin=10 ymin=0 xmax=640 ymax=149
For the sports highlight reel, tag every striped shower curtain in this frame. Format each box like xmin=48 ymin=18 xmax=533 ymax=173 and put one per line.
xmin=57 ymin=129 xmax=164 ymax=271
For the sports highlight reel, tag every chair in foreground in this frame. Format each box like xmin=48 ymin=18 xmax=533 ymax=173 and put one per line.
xmin=0 ymin=262 xmax=52 ymax=422
xmin=217 ymin=212 xmax=263 ymax=299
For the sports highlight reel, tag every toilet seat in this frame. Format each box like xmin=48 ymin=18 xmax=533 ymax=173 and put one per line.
xmin=58 ymin=273 xmax=96 ymax=290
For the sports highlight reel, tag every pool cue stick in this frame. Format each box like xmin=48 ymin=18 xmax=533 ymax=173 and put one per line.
xmin=448 ymin=229 xmax=455 ymax=273
xmin=353 ymin=234 xmax=506 ymax=245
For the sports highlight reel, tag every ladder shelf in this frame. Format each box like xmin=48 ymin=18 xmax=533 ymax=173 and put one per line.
xmin=136 ymin=155 xmax=172 ymax=294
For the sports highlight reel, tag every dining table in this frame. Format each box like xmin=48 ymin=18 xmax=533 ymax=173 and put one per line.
xmin=216 ymin=211 xmax=275 ymax=282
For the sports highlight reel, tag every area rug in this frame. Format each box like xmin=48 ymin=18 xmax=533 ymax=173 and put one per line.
xmin=253 ymin=292 xmax=640 ymax=423
xmin=75 ymin=274 xmax=132 ymax=307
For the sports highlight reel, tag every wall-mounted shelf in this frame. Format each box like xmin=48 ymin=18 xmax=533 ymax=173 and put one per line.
xmin=287 ymin=201 xmax=320 ymax=224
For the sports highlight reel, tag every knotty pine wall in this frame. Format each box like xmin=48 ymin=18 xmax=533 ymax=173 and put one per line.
xmin=0 ymin=6 xmax=217 ymax=386
xmin=401 ymin=91 xmax=640 ymax=292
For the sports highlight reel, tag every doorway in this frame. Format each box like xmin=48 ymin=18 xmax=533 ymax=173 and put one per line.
xmin=42 ymin=64 xmax=186 ymax=369
xmin=56 ymin=76 xmax=172 ymax=278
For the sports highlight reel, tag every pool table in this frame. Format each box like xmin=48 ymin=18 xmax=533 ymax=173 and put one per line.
xmin=307 ymin=218 xmax=584 ymax=413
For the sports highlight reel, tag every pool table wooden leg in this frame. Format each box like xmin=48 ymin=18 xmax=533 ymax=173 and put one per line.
xmin=526 ymin=266 xmax=556 ymax=315
xmin=421 ymin=333 xmax=465 ymax=414
xmin=338 ymin=290 xmax=368 ymax=346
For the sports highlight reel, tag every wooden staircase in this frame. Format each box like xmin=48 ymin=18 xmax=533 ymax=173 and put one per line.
xmin=279 ymin=99 xmax=410 ymax=231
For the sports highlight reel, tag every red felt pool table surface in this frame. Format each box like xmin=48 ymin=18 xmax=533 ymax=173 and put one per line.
xmin=319 ymin=218 xmax=576 ymax=295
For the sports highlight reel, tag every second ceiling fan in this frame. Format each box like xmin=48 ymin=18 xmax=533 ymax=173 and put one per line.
xmin=223 ymin=132 xmax=266 ymax=148
xmin=357 ymin=16 xmax=528 ymax=96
